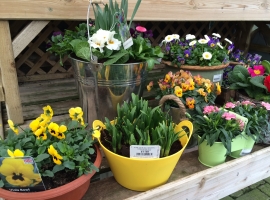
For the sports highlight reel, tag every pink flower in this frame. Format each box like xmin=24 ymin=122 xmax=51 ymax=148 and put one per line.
xmin=241 ymin=101 xmax=255 ymax=106
xmin=203 ymin=105 xmax=219 ymax=114
xmin=247 ymin=65 xmax=265 ymax=77
xmin=261 ymin=102 xmax=270 ymax=110
xmin=237 ymin=119 xmax=245 ymax=131
xmin=224 ymin=102 xmax=236 ymax=109
xmin=136 ymin=26 xmax=147 ymax=33
xmin=222 ymin=112 xmax=236 ymax=120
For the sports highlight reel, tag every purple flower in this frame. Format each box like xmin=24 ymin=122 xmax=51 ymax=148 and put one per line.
xmin=228 ymin=44 xmax=235 ymax=53
xmin=184 ymin=49 xmax=191 ymax=58
xmin=52 ymin=31 xmax=63 ymax=36
xmin=143 ymin=30 xmax=153 ymax=38
xmin=165 ymin=44 xmax=170 ymax=51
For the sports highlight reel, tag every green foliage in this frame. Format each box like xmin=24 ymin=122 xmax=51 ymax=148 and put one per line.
xmin=228 ymin=64 xmax=269 ymax=100
xmin=104 ymin=93 xmax=185 ymax=157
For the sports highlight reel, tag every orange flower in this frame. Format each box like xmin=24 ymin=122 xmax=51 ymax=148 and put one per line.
xmin=158 ymin=82 xmax=167 ymax=90
xmin=174 ymin=86 xmax=183 ymax=97
xmin=186 ymin=97 xmax=195 ymax=110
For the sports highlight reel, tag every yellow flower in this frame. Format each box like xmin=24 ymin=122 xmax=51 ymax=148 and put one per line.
xmin=216 ymin=82 xmax=221 ymax=95
xmin=43 ymin=105 xmax=53 ymax=117
xmin=56 ymin=125 xmax=67 ymax=139
xmin=181 ymin=83 xmax=189 ymax=92
xmin=34 ymin=127 xmax=47 ymax=140
xmin=186 ymin=97 xmax=195 ymax=110
xmin=48 ymin=122 xmax=59 ymax=137
xmin=197 ymin=88 xmax=207 ymax=97
xmin=146 ymin=81 xmax=153 ymax=91
xmin=174 ymin=86 xmax=183 ymax=97
xmin=0 ymin=158 xmax=41 ymax=187
xmin=7 ymin=120 xmax=19 ymax=135
xmin=48 ymin=145 xmax=63 ymax=165
xmin=69 ymin=107 xmax=83 ymax=120
xmin=164 ymin=74 xmax=171 ymax=83
xmin=29 ymin=119 xmax=40 ymax=132
xmin=204 ymin=83 xmax=212 ymax=93
xmin=7 ymin=149 xmax=24 ymax=157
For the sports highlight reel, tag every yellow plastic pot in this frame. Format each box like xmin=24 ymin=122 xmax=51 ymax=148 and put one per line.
xmin=93 ymin=120 xmax=193 ymax=191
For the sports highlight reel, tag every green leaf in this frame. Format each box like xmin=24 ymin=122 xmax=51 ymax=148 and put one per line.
xmin=63 ymin=161 xmax=75 ymax=170
xmin=80 ymin=143 xmax=90 ymax=151
xmin=21 ymin=138 xmax=31 ymax=146
xmin=35 ymin=153 xmax=50 ymax=162
xmin=0 ymin=180 xmax=4 ymax=187
xmin=128 ymin=0 xmax=142 ymax=28
xmin=57 ymin=142 xmax=65 ymax=153
xmin=74 ymin=155 xmax=84 ymax=162
xmin=250 ymin=76 xmax=267 ymax=90
xmin=43 ymin=170 xmax=54 ymax=177
xmin=104 ymin=52 xmax=128 ymax=65
xmin=89 ymin=148 xmax=95 ymax=154
xmin=52 ymin=164 xmax=65 ymax=173
xmin=37 ymin=146 xmax=46 ymax=154
xmin=262 ymin=60 xmax=270 ymax=74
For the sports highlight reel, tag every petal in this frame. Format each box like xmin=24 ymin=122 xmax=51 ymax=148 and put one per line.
xmin=13 ymin=149 xmax=24 ymax=157
xmin=7 ymin=149 xmax=14 ymax=157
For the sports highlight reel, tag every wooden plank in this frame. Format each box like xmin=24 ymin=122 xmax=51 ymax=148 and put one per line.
xmin=17 ymin=72 xmax=74 ymax=82
xmin=12 ymin=20 xmax=50 ymax=58
xmin=0 ymin=21 xmax=23 ymax=124
xmin=82 ymin=146 xmax=268 ymax=200
xmin=0 ymin=1 xmax=270 ymax=21
xmin=0 ymin=105 xmax=4 ymax=139
xmin=249 ymin=43 xmax=270 ymax=53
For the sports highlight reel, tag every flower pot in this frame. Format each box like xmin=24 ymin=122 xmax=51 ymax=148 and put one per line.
xmin=93 ymin=120 xmax=193 ymax=191
xmin=230 ymin=135 xmax=256 ymax=158
xmin=215 ymin=87 xmax=238 ymax=105
xmin=198 ymin=135 xmax=228 ymax=167
xmin=0 ymin=145 xmax=102 ymax=200
xmin=162 ymin=60 xmax=229 ymax=85
xmin=70 ymin=56 xmax=147 ymax=124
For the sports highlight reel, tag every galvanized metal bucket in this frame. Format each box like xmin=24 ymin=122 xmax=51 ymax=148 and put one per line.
xmin=70 ymin=56 xmax=147 ymax=125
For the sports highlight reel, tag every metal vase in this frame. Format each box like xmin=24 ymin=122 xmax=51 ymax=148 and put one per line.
xmin=70 ymin=57 xmax=147 ymax=124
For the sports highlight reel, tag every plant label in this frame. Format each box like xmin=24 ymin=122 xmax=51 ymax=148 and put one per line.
xmin=0 ymin=156 xmax=46 ymax=192
xmin=213 ymin=74 xmax=222 ymax=82
xmin=123 ymin=37 xmax=133 ymax=49
xmin=130 ymin=145 xmax=160 ymax=158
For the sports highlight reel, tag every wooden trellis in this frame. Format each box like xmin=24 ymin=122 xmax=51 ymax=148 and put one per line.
xmin=12 ymin=20 xmax=243 ymax=83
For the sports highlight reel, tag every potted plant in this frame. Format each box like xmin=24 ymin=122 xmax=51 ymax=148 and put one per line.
xmin=0 ymin=106 xmax=101 ymax=200
xmin=224 ymin=100 xmax=270 ymax=151
xmin=92 ymin=93 xmax=193 ymax=191
xmin=192 ymin=105 xmax=248 ymax=167
xmin=228 ymin=60 xmax=270 ymax=103
xmin=215 ymin=49 xmax=262 ymax=105
xmin=160 ymin=33 xmax=233 ymax=85
xmin=47 ymin=0 xmax=164 ymax=124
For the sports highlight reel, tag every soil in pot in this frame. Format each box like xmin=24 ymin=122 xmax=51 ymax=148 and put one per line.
xmin=100 ymin=129 xmax=183 ymax=157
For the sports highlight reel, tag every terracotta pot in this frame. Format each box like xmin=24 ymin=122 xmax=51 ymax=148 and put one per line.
xmin=0 ymin=145 xmax=102 ymax=200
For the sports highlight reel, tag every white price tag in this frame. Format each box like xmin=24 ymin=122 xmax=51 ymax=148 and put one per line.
xmin=240 ymin=149 xmax=252 ymax=156
xmin=130 ymin=145 xmax=160 ymax=158
xmin=213 ymin=74 xmax=222 ymax=82
xmin=123 ymin=37 xmax=133 ymax=49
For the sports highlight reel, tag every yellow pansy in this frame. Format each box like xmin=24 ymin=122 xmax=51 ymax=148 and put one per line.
xmin=56 ymin=125 xmax=67 ymax=139
xmin=174 ymin=86 xmax=183 ymax=97
xmin=181 ymin=83 xmax=189 ymax=92
xmin=0 ymin=158 xmax=41 ymax=187
xmin=34 ymin=127 xmax=47 ymax=140
xmin=43 ymin=105 xmax=53 ymax=117
xmin=69 ymin=107 xmax=83 ymax=120
xmin=7 ymin=149 xmax=24 ymax=157
xmin=48 ymin=122 xmax=59 ymax=137
xmin=197 ymin=88 xmax=207 ymax=97
xmin=146 ymin=81 xmax=153 ymax=91
xmin=186 ymin=97 xmax=195 ymax=110
xmin=48 ymin=145 xmax=63 ymax=165
xmin=164 ymin=74 xmax=171 ymax=83
xmin=7 ymin=120 xmax=19 ymax=135
xmin=29 ymin=119 xmax=40 ymax=132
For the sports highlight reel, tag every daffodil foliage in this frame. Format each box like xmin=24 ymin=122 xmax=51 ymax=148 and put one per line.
xmin=0 ymin=106 xmax=98 ymax=188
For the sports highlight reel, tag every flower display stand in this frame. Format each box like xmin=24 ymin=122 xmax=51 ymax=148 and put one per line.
xmin=82 ymin=145 xmax=270 ymax=200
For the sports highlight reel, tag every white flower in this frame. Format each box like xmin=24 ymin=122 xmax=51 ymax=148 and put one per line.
xmin=186 ymin=34 xmax=196 ymax=40
xmin=204 ymin=35 xmax=210 ymax=41
xmin=171 ymin=34 xmax=180 ymax=40
xmin=202 ymin=52 xmax=212 ymax=60
xmin=106 ymin=38 xmax=122 ymax=51
xmin=217 ymin=42 xmax=223 ymax=49
xmin=96 ymin=29 xmax=115 ymax=43
xmin=225 ymin=38 xmax=232 ymax=44
xmin=163 ymin=35 xmax=174 ymax=43
xmin=198 ymin=39 xmax=208 ymax=44
xmin=189 ymin=40 xmax=197 ymax=46
xmin=212 ymin=33 xmax=221 ymax=38
xmin=88 ymin=33 xmax=106 ymax=53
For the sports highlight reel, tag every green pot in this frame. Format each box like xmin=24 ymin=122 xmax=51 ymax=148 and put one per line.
xmin=198 ymin=136 xmax=227 ymax=167
xmin=230 ymin=135 xmax=256 ymax=158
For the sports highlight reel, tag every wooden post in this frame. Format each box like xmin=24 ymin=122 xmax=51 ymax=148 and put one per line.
xmin=0 ymin=21 xmax=23 ymax=124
